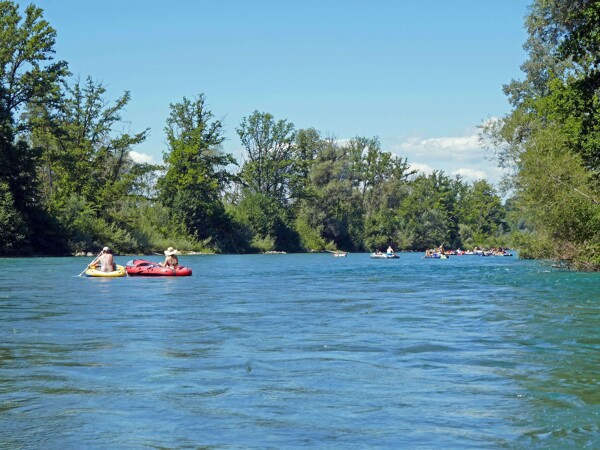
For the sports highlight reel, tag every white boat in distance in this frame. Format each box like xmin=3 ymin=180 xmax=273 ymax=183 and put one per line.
xmin=332 ymin=251 xmax=348 ymax=257
xmin=370 ymin=252 xmax=399 ymax=259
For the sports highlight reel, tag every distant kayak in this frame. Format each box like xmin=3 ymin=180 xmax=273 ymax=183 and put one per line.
xmin=85 ymin=264 xmax=126 ymax=277
xmin=125 ymin=259 xmax=192 ymax=276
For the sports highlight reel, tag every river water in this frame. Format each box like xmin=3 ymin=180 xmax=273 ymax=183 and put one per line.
xmin=0 ymin=253 xmax=599 ymax=449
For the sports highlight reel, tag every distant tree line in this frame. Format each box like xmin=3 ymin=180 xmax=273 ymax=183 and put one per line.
xmin=3 ymin=1 xmax=597 ymax=271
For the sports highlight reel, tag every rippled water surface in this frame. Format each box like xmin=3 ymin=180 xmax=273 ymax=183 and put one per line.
xmin=1 ymin=253 xmax=599 ymax=449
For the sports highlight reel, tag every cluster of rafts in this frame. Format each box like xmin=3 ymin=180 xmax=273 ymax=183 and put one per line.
xmin=84 ymin=259 xmax=192 ymax=278
xmin=424 ymin=249 xmax=513 ymax=259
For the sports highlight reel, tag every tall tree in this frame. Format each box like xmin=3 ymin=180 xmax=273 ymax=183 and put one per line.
xmin=485 ymin=0 xmax=600 ymax=270
xmin=0 ymin=2 xmax=67 ymax=118
xmin=32 ymin=77 xmax=150 ymax=211
xmin=295 ymin=140 xmax=363 ymax=251
xmin=458 ymin=180 xmax=506 ymax=247
xmin=158 ymin=94 xmax=237 ymax=246
xmin=0 ymin=1 xmax=68 ymax=253
xmin=26 ymin=77 xmax=157 ymax=253
xmin=288 ymin=127 xmax=324 ymax=204
xmin=396 ymin=172 xmax=462 ymax=250
xmin=237 ymin=111 xmax=296 ymax=205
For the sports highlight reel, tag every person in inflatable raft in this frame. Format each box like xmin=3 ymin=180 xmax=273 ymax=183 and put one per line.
xmin=160 ymin=247 xmax=179 ymax=269
xmin=89 ymin=246 xmax=116 ymax=272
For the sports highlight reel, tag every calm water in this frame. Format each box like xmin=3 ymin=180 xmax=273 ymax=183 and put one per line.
xmin=0 ymin=253 xmax=599 ymax=449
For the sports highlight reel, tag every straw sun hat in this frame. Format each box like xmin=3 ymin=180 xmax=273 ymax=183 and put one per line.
xmin=164 ymin=247 xmax=178 ymax=256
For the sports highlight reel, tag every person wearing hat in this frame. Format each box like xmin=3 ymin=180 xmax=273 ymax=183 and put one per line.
xmin=160 ymin=247 xmax=179 ymax=269
xmin=89 ymin=246 xmax=116 ymax=272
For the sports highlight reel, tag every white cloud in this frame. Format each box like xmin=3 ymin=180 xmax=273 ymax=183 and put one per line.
xmin=408 ymin=162 xmax=434 ymax=174
xmin=384 ymin=126 xmax=507 ymax=186
xmin=409 ymin=164 xmax=490 ymax=183
xmin=397 ymin=135 xmax=481 ymax=163
xmin=453 ymin=167 xmax=487 ymax=181
xmin=334 ymin=138 xmax=352 ymax=147
xmin=130 ymin=151 xmax=155 ymax=164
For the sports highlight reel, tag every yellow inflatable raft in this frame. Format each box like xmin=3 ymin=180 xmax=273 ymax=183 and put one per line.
xmin=85 ymin=264 xmax=126 ymax=277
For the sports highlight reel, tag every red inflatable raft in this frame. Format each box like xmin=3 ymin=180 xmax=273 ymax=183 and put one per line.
xmin=125 ymin=259 xmax=192 ymax=276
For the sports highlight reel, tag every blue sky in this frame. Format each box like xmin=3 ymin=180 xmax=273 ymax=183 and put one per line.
xmin=35 ymin=0 xmax=530 ymax=185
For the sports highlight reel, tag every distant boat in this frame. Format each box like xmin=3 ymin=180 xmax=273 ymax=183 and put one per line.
xmin=332 ymin=251 xmax=348 ymax=257
xmin=424 ymin=253 xmax=448 ymax=259
xmin=370 ymin=252 xmax=399 ymax=259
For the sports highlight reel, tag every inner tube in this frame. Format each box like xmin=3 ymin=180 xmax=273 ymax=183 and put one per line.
xmin=85 ymin=264 xmax=126 ymax=277
xmin=125 ymin=259 xmax=192 ymax=276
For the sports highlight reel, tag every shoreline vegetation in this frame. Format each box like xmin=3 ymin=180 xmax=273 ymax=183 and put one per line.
xmin=0 ymin=1 xmax=598 ymax=270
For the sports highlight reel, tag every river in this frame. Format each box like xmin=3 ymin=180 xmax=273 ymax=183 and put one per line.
xmin=1 ymin=253 xmax=599 ymax=448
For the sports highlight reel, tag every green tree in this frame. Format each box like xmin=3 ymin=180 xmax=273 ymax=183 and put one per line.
xmin=233 ymin=111 xmax=302 ymax=251
xmin=32 ymin=78 xmax=150 ymax=211
xmin=288 ymin=127 xmax=325 ymax=205
xmin=232 ymin=191 xmax=299 ymax=252
xmin=486 ymin=0 xmax=600 ymax=269
xmin=295 ymin=140 xmax=363 ymax=251
xmin=397 ymin=172 xmax=461 ymax=250
xmin=342 ymin=136 xmax=414 ymax=202
xmin=0 ymin=180 xmax=25 ymax=251
xmin=514 ymin=124 xmax=599 ymax=268
xmin=0 ymin=1 xmax=68 ymax=254
xmin=342 ymin=136 xmax=415 ymax=249
xmin=236 ymin=111 xmax=296 ymax=205
xmin=0 ymin=2 xmax=67 ymax=118
xmin=24 ymin=77 xmax=157 ymax=254
xmin=158 ymin=94 xmax=237 ymax=249
xmin=458 ymin=179 xmax=506 ymax=247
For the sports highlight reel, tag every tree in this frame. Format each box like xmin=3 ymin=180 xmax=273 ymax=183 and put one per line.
xmin=158 ymin=94 xmax=237 ymax=248
xmin=21 ymin=76 xmax=160 ymax=254
xmin=514 ymin=124 xmax=599 ymax=268
xmin=233 ymin=111 xmax=302 ymax=251
xmin=32 ymin=77 xmax=151 ymax=211
xmin=0 ymin=1 xmax=68 ymax=254
xmin=232 ymin=191 xmax=299 ymax=252
xmin=236 ymin=111 xmax=296 ymax=205
xmin=485 ymin=0 xmax=600 ymax=270
xmin=396 ymin=172 xmax=461 ymax=250
xmin=363 ymin=207 xmax=400 ymax=251
xmin=341 ymin=136 xmax=416 ymax=247
xmin=288 ymin=127 xmax=324 ymax=205
xmin=458 ymin=180 xmax=506 ymax=246
xmin=0 ymin=2 xmax=67 ymax=118
xmin=341 ymin=136 xmax=413 ymax=197
xmin=294 ymin=140 xmax=363 ymax=251
xmin=0 ymin=180 xmax=25 ymax=251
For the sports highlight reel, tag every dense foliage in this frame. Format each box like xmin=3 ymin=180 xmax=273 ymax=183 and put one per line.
xmin=484 ymin=0 xmax=600 ymax=270
xmin=6 ymin=0 xmax=596 ymax=271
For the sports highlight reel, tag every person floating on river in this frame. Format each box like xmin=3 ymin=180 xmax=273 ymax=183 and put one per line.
xmin=160 ymin=247 xmax=179 ymax=269
xmin=89 ymin=246 xmax=116 ymax=272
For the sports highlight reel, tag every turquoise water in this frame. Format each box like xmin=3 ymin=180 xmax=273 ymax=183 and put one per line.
xmin=0 ymin=253 xmax=599 ymax=449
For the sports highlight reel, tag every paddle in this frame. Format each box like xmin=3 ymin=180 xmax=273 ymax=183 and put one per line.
xmin=79 ymin=252 xmax=102 ymax=277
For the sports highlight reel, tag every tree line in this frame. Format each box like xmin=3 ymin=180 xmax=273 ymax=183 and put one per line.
xmin=1 ymin=1 xmax=597 ymax=270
